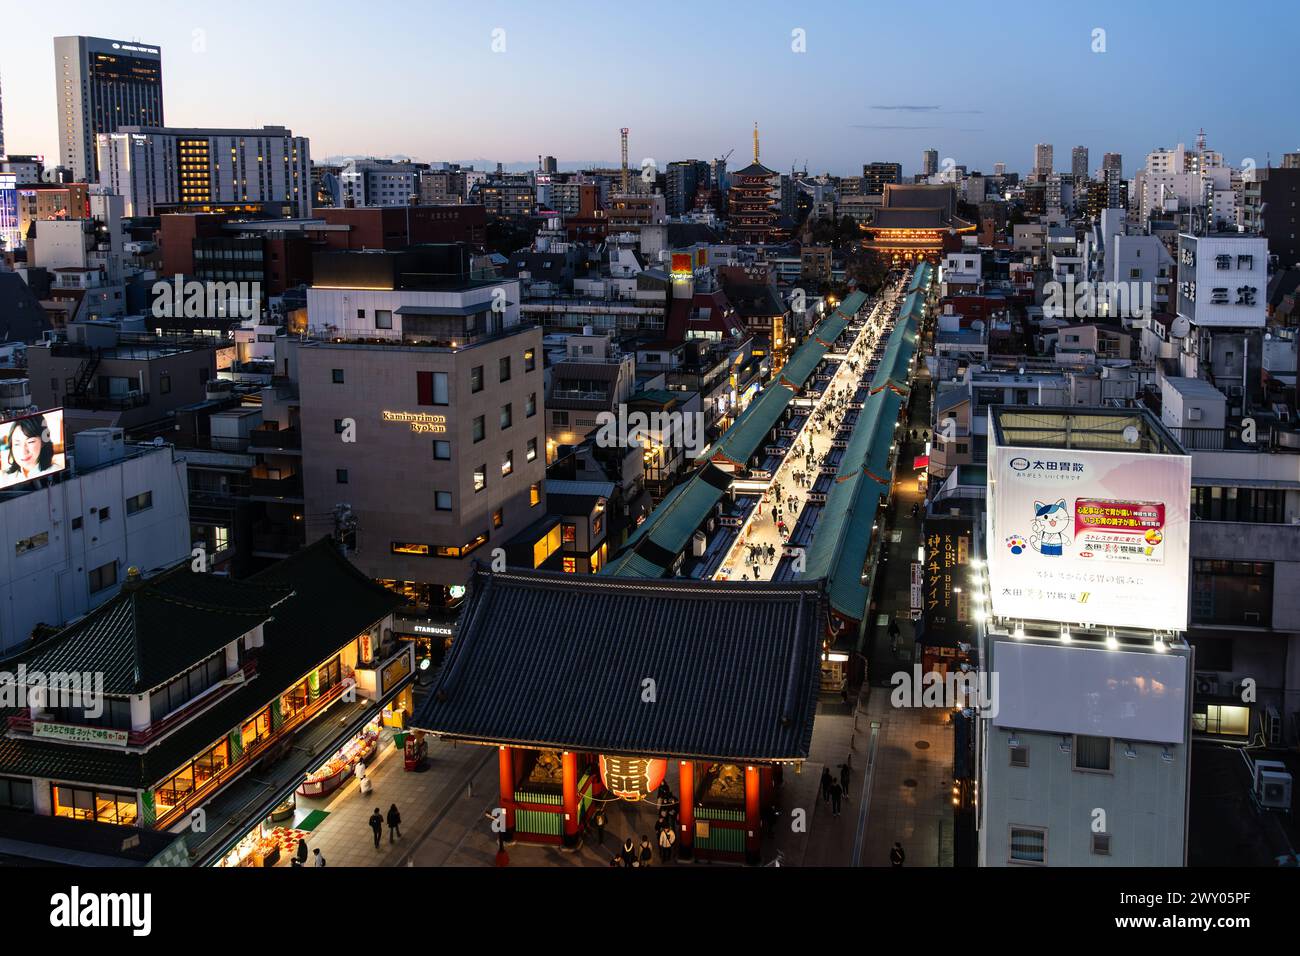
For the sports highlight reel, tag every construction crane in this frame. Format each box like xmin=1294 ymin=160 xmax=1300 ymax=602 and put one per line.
xmin=620 ymin=128 xmax=629 ymax=194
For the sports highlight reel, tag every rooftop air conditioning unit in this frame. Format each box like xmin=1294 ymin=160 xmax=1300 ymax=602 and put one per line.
xmin=1254 ymin=761 xmax=1293 ymax=811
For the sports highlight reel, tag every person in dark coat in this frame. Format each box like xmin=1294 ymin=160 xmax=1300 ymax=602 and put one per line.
xmin=386 ymin=804 xmax=402 ymax=842
xmin=592 ymin=807 xmax=608 ymax=846
xmin=839 ymin=762 xmax=852 ymax=796
xmin=890 ymin=842 xmax=906 ymax=867
xmin=621 ymin=837 xmax=636 ymax=866
xmin=294 ymin=839 xmax=309 ymax=867
xmin=830 ymin=781 xmax=843 ymax=816
xmin=638 ymin=836 xmax=653 ymax=867
xmin=368 ymin=808 xmax=384 ymax=848
xmin=820 ymin=767 xmax=834 ymax=803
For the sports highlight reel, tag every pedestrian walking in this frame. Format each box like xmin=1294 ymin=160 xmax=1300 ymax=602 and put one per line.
xmin=639 ymin=835 xmax=653 ymax=867
xmin=890 ymin=842 xmax=906 ymax=867
xmin=839 ymin=761 xmax=852 ymax=795
xmin=313 ymin=848 xmax=326 ymax=867
xmin=621 ymin=837 xmax=636 ymax=866
xmin=592 ymin=806 xmax=608 ymax=846
xmin=368 ymin=807 xmax=384 ymax=848
xmin=386 ymin=803 xmax=402 ymax=842
xmin=293 ymin=839 xmax=309 ymax=867
xmin=495 ymin=833 xmax=510 ymax=866
xmin=820 ymin=767 xmax=833 ymax=803
xmin=658 ymin=824 xmax=676 ymax=862
xmin=830 ymin=781 xmax=843 ymax=816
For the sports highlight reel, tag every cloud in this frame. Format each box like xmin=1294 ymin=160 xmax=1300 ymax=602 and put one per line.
xmin=871 ymin=105 xmax=941 ymax=112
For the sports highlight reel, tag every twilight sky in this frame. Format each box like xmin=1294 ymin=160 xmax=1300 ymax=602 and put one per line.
xmin=3 ymin=0 xmax=1297 ymax=177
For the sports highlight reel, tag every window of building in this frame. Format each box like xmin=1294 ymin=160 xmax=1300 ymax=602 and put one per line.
xmin=160 ymin=374 xmax=171 ymax=395
xmin=499 ymin=356 xmax=511 ymax=382
xmin=51 ymin=785 xmax=138 ymax=825
xmin=433 ymin=440 xmax=451 ymax=460
xmin=471 ymin=365 xmax=484 ymax=393
xmin=71 ymin=517 xmax=83 ymax=531
xmin=1073 ymin=735 xmax=1112 ymax=772
xmin=561 ymin=523 xmax=576 ymax=544
xmin=89 ymin=561 xmax=117 ymax=593
xmin=473 ymin=416 xmax=485 ymax=443
xmin=1191 ymin=560 xmax=1273 ymax=627
xmin=15 ymin=531 xmax=49 ymax=555
xmin=526 ymin=393 xmax=537 ymax=418
xmin=474 ymin=465 xmax=486 ymax=493
xmin=492 ymin=509 xmax=503 ymax=529
xmin=356 ymin=309 xmax=366 ymax=320
xmin=1009 ymin=745 xmax=1029 ymax=768
xmin=1008 ymin=826 xmax=1047 ymax=865
xmin=392 ymin=542 xmax=430 ymax=555
xmin=126 ymin=491 xmax=153 ymax=514
xmin=336 ymin=469 xmax=349 ymax=484
xmin=501 ymin=451 xmax=514 ymax=477
xmin=1091 ymin=833 xmax=1111 ymax=856
xmin=1192 ymin=486 xmax=1285 ymax=524
xmin=417 ymin=370 xmax=449 ymax=406
xmin=435 ymin=491 xmax=452 ymax=511
xmin=526 ymin=437 xmax=538 ymax=462
xmin=375 ymin=309 xmax=393 ymax=330
xmin=562 ymin=556 xmax=577 ymax=573
xmin=0 ymin=776 xmax=34 ymax=813
xmin=554 ymin=410 xmax=569 ymax=427
xmin=332 ymin=368 xmax=345 ymax=384
xmin=99 ymin=507 xmax=111 ymax=522
xmin=500 ymin=404 xmax=512 ymax=430
xmin=1192 ymin=703 xmax=1251 ymax=736
xmin=530 ymin=481 xmax=542 ymax=507
xmin=525 ymin=348 xmax=536 ymax=372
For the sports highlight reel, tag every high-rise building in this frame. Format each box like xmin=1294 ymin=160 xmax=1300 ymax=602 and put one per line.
xmin=993 ymin=162 xmax=1007 ymax=177
xmin=922 ymin=149 xmax=939 ymax=177
xmin=1033 ymin=143 xmax=1054 ymax=177
xmin=54 ymin=36 xmax=164 ymax=182
xmin=541 ymin=155 xmax=558 ymax=174
xmin=1071 ymin=145 xmax=1089 ymax=181
xmin=97 ymin=125 xmax=311 ymax=217
xmin=862 ymin=162 xmax=902 ymax=196
xmin=666 ymin=160 xmax=709 ymax=216
xmin=1102 ymin=152 xmax=1123 ymax=176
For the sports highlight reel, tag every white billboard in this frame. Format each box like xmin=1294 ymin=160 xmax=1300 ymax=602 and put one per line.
xmin=987 ymin=440 xmax=1192 ymax=630
xmin=991 ymin=641 xmax=1188 ymax=744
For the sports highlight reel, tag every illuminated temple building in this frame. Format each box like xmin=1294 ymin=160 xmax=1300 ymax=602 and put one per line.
xmin=727 ymin=124 xmax=786 ymax=245
xmin=862 ymin=184 xmax=975 ymax=264
xmin=413 ymin=568 xmax=824 ymax=863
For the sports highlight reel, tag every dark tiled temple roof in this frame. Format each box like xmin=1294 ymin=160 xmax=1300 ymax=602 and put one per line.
xmin=10 ymin=568 xmax=293 ymax=696
xmin=412 ymin=568 xmax=825 ymax=762
xmin=0 ymin=539 xmax=402 ymax=790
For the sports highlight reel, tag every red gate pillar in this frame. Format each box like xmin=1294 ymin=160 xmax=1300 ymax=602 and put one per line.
xmin=498 ymin=746 xmax=516 ymax=840
xmin=744 ymin=765 xmax=761 ymax=865
xmin=678 ymin=759 xmax=695 ymax=860
xmin=562 ymin=751 xmax=580 ymax=848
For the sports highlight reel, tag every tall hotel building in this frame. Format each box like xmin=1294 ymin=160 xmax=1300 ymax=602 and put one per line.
xmin=55 ymin=36 xmax=164 ymax=182
xmin=97 ymin=126 xmax=311 ymax=217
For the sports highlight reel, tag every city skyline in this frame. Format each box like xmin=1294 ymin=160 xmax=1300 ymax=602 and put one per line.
xmin=3 ymin=0 xmax=1298 ymax=176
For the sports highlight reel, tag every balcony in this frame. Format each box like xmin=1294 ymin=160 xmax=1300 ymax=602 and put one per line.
xmin=249 ymin=426 xmax=302 ymax=452
xmin=250 ymin=468 xmax=303 ymax=500
xmin=6 ymin=659 xmax=258 ymax=748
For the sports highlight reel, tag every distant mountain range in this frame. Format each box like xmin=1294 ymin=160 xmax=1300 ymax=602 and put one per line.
xmin=318 ymin=155 xmax=622 ymax=172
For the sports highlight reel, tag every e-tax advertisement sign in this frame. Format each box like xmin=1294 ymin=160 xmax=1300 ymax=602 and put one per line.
xmin=987 ymin=442 xmax=1191 ymax=631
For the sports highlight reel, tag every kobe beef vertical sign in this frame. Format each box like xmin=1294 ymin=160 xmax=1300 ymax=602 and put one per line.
xmin=924 ymin=516 xmax=974 ymax=645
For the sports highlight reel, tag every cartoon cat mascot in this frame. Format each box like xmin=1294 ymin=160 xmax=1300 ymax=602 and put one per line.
xmin=1029 ymin=499 xmax=1070 ymax=556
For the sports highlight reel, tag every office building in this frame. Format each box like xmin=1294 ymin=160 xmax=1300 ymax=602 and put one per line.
xmin=298 ymin=244 xmax=546 ymax=609
xmin=1033 ymin=143 xmax=1053 ymax=177
xmin=1071 ymin=145 xmax=1089 ymax=181
xmin=54 ymin=36 xmax=164 ymax=182
xmin=922 ymin=149 xmax=939 ymax=177
xmin=863 ymin=162 xmax=903 ymax=196
xmin=666 ymin=160 xmax=709 ymax=217
xmin=97 ymin=125 xmax=311 ymax=217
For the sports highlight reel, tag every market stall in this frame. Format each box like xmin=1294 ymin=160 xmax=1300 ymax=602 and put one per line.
xmin=296 ymin=723 xmax=380 ymax=798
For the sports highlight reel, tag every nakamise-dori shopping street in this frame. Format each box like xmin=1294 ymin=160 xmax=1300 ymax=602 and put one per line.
xmin=0 ymin=539 xmax=421 ymax=867
xmin=410 ymin=567 xmax=825 ymax=864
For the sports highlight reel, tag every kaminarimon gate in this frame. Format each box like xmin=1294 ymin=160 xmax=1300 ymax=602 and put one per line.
xmin=411 ymin=568 xmax=824 ymax=864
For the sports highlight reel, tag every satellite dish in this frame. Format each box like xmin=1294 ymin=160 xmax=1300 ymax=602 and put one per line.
xmin=1170 ymin=316 xmax=1191 ymax=339
xmin=1122 ymin=425 xmax=1140 ymax=445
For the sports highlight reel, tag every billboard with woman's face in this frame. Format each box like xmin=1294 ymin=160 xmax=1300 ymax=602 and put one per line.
xmin=0 ymin=409 xmax=66 ymax=489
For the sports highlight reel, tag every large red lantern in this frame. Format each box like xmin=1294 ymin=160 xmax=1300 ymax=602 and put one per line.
xmin=599 ymin=754 xmax=668 ymax=802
